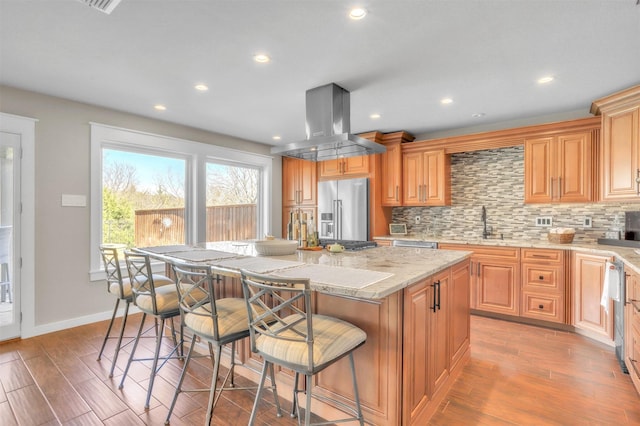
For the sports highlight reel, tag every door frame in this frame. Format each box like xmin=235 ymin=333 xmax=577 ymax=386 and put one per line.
xmin=0 ymin=112 xmax=36 ymax=339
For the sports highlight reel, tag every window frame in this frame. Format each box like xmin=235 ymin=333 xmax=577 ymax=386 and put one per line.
xmin=89 ymin=123 xmax=272 ymax=280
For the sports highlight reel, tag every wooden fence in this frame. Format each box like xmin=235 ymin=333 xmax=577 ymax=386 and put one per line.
xmin=134 ymin=204 xmax=257 ymax=247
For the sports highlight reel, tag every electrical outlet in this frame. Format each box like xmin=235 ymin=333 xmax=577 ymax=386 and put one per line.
xmin=535 ymin=217 xmax=553 ymax=227
xmin=415 ymin=216 xmax=421 ymax=224
xmin=583 ymin=217 xmax=592 ymax=228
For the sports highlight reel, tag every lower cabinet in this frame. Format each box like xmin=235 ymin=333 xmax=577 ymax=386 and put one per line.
xmin=521 ymin=248 xmax=567 ymax=323
xmin=439 ymin=244 xmax=520 ymax=316
xmin=572 ymin=252 xmax=614 ymax=342
xmin=402 ymin=260 xmax=470 ymax=425
xmin=625 ymin=269 xmax=640 ymax=394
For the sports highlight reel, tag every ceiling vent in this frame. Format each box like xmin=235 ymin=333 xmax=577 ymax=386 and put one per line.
xmin=77 ymin=0 xmax=123 ymax=14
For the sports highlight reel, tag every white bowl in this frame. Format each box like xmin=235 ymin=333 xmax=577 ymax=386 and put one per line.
xmin=254 ymin=239 xmax=299 ymax=256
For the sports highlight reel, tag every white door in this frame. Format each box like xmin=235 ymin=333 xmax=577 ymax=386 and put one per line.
xmin=0 ymin=130 xmax=20 ymax=340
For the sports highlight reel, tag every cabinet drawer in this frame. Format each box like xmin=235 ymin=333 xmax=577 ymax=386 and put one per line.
xmin=522 ymin=264 xmax=563 ymax=292
xmin=521 ymin=248 xmax=563 ymax=264
xmin=521 ymin=292 xmax=564 ymax=323
xmin=440 ymin=244 xmax=520 ymax=261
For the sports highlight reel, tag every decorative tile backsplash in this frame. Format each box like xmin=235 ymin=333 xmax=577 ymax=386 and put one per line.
xmin=391 ymin=146 xmax=640 ymax=243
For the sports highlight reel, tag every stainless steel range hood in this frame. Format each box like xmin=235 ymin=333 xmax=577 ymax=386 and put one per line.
xmin=271 ymin=83 xmax=386 ymax=161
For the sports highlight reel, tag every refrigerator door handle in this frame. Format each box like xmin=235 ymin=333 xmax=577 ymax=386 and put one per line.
xmin=336 ymin=199 xmax=343 ymax=240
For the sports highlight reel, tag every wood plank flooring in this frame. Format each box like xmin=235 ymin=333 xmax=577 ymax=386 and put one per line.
xmin=1 ymin=314 xmax=639 ymax=425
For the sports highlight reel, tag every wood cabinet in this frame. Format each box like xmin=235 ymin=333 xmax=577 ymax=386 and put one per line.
xmin=572 ymin=252 xmax=614 ymax=343
xmin=402 ymin=148 xmax=451 ymax=206
xmin=282 ymin=157 xmax=317 ymax=238
xmin=439 ymin=244 xmax=521 ymax=317
xmin=520 ymin=248 xmax=566 ymax=323
xmin=282 ymin=157 xmax=317 ymax=207
xmin=402 ymin=260 xmax=470 ymax=425
xmin=378 ymin=132 xmax=414 ymax=206
xmin=524 ymin=131 xmax=594 ymax=203
xmin=319 ymin=155 xmax=370 ymax=177
xmin=591 ymin=85 xmax=640 ymax=200
xmin=625 ymin=268 xmax=640 ymax=394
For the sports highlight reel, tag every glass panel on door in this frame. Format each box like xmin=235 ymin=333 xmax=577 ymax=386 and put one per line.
xmin=0 ymin=132 xmax=19 ymax=340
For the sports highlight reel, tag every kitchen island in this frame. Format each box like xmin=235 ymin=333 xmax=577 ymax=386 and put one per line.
xmin=139 ymin=242 xmax=472 ymax=426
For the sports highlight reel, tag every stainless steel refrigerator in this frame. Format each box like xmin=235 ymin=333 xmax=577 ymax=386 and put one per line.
xmin=318 ymin=177 xmax=369 ymax=241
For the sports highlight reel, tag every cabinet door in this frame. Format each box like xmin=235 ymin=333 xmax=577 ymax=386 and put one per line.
xmin=431 ymin=270 xmax=450 ymax=397
xmin=319 ymin=158 xmax=342 ymax=177
xmin=403 ymin=277 xmax=433 ymax=424
xmin=423 ymin=150 xmax=450 ymax=206
xmin=476 ymin=259 xmax=520 ymax=316
xmin=625 ymin=270 xmax=640 ymax=393
xmin=381 ymin=143 xmax=402 ymax=206
xmin=573 ymin=252 xmax=613 ymax=341
xmin=298 ymin=159 xmax=317 ymax=205
xmin=602 ymin=106 xmax=640 ymax=200
xmin=402 ymin=151 xmax=424 ymax=206
xmin=345 ymin=155 xmax=370 ymax=175
xmin=524 ymin=137 xmax=554 ymax=203
xmin=449 ymin=260 xmax=470 ymax=370
xmin=556 ymin=132 xmax=593 ymax=202
xmin=282 ymin=157 xmax=299 ymax=206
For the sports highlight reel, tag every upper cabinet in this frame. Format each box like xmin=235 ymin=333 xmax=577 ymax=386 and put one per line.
xmin=379 ymin=132 xmax=414 ymax=206
xmin=282 ymin=157 xmax=317 ymax=206
xmin=402 ymin=147 xmax=451 ymax=206
xmin=524 ymin=130 xmax=594 ymax=203
xmin=591 ymin=85 xmax=640 ymax=201
xmin=319 ymin=155 xmax=370 ymax=178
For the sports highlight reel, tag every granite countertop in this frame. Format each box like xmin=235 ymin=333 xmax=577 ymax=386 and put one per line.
xmin=374 ymin=234 xmax=640 ymax=275
xmin=139 ymin=241 xmax=472 ymax=300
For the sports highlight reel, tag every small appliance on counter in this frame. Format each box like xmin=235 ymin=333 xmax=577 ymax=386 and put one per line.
xmin=598 ymin=211 xmax=640 ymax=247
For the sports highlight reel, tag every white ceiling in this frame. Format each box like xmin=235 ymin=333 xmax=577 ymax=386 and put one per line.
xmin=1 ymin=0 xmax=639 ymax=147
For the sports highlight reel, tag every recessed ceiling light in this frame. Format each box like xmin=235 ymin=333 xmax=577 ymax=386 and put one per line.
xmin=194 ymin=84 xmax=209 ymax=92
xmin=441 ymin=98 xmax=453 ymax=105
xmin=349 ymin=8 xmax=367 ymax=20
xmin=272 ymin=135 xmax=281 ymax=141
xmin=254 ymin=54 xmax=271 ymax=63
xmin=370 ymin=113 xmax=381 ymax=119
xmin=154 ymin=104 xmax=167 ymax=111
xmin=472 ymin=113 xmax=486 ymax=118
xmin=537 ymin=76 xmax=554 ymax=84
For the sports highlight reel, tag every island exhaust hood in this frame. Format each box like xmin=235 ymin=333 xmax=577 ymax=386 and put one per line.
xmin=271 ymin=83 xmax=386 ymax=161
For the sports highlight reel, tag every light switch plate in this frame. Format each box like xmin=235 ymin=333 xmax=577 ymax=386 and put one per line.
xmin=583 ymin=217 xmax=592 ymax=228
xmin=61 ymin=194 xmax=87 ymax=207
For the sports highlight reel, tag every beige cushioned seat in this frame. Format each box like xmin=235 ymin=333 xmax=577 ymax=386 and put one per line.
xmin=135 ymin=281 xmax=205 ymax=313
xmin=184 ymin=298 xmax=250 ymax=339
xmin=256 ymin=314 xmax=367 ymax=369
xmin=109 ymin=275 xmax=173 ymax=298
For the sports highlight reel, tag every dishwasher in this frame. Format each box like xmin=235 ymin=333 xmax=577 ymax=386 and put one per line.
xmin=392 ymin=240 xmax=438 ymax=249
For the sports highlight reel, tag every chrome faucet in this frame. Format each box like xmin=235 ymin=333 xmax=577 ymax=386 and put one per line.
xmin=482 ymin=206 xmax=492 ymax=239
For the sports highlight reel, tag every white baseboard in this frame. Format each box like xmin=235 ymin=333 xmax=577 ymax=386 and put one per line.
xmin=22 ymin=305 xmax=141 ymax=339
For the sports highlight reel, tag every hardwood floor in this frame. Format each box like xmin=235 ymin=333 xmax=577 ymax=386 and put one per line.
xmin=1 ymin=314 xmax=638 ymax=425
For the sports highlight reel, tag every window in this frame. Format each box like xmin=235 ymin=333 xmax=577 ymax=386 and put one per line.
xmin=90 ymin=124 xmax=272 ymax=280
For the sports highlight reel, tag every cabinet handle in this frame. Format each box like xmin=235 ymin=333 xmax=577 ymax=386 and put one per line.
xmin=470 ymin=262 xmax=474 ymax=276
xmin=550 ymin=177 xmax=554 ymax=200
xmin=630 ymin=358 xmax=640 ymax=378
xmin=477 ymin=262 xmax=481 ymax=277
xmin=436 ymin=280 xmax=441 ymax=311
xmin=395 ymin=185 xmax=399 ymax=201
xmin=538 ymin=304 xmax=544 ymax=309
xmin=539 ymin=275 xmax=544 ymax=280
xmin=531 ymin=254 xmax=551 ymax=258
xmin=431 ymin=282 xmax=437 ymax=313
xmin=558 ymin=177 xmax=562 ymax=199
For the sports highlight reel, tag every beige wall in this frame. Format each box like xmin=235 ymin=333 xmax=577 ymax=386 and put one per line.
xmin=0 ymin=85 xmax=282 ymax=329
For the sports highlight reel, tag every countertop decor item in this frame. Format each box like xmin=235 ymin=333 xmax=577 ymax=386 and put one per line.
xmin=547 ymin=227 xmax=575 ymax=244
xmin=254 ymin=239 xmax=299 ymax=256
